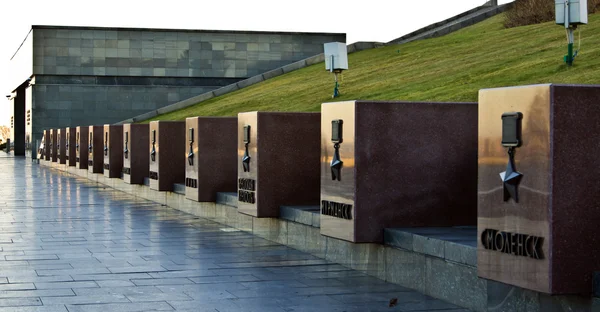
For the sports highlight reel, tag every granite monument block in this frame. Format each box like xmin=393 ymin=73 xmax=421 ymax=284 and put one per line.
xmin=122 ymin=124 xmax=149 ymax=184
xmin=88 ymin=125 xmax=104 ymax=174
xmin=56 ymin=128 xmax=66 ymax=165
xmin=320 ymin=100 xmax=478 ymax=243
xmin=149 ymin=121 xmax=185 ymax=191
xmin=65 ymin=127 xmax=76 ymax=167
xmin=237 ymin=112 xmax=321 ymax=218
xmin=75 ymin=126 xmax=89 ymax=170
xmin=103 ymin=124 xmax=123 ymax=178
xmin=42 ymin=129 xmax=50 ymax=161
xmin=185 ymin=117 xmax=238 ymax=202
xmin=49 ymin=129 xmax=57 ymax=162
xmin=478 ymin=84 xmax=600 ymax=295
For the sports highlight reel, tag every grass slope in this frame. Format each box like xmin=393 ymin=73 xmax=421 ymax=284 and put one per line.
xmin=149 ymin=13 xmax=600 ymax=121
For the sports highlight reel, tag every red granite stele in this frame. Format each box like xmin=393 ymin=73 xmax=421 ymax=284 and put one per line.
xmin=185 ymin=117 xmax=238 ymax=202
xmin=237 ymin=112 xmax=321 ymax=218
xmin=75 ymin=126 xmax=88 ymax=170
xmin=103 ymin=125 xmax=123 ymax=178
xmin=149 ymin=121 xmax=185 ymax=191
xmin=88 ymin=126 xmax=104 ymax=174
xmin=40 ymin=130 xmax=48 ymax=161
xmin=65 ymin=127 xmax=77 ymax=167
xmin=478 ymin=84 xmax=600 ymax=295
xmin=56 ymin=129 xmax=66 ymax=165
xmin=122 ymin=124 xmax=149 ymax=185
xmin=42 ymin=130 xmax=50 ymax=161
xmin=320 ymin=100 xmax=478 ymax=243
xmin=49 ymin=129 xmax=57 ymax=162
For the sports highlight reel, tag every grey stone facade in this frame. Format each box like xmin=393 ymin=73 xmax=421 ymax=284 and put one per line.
xmin=32 ymin=27 xmax=335 ymax=78
xmin=9 ymin=25 xmax=345 ymax=157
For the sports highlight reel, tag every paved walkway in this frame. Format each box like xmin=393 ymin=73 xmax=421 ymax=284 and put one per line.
xmin=0 ymin=154 xmax=469 ymax=312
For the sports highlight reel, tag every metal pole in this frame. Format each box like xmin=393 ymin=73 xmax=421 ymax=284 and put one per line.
xmin=333 ymin=72 xmax=340 ymax=98
xmin=567 ymin=28 xmax=574 ymax=66
xmin=564 ymin=0 xmax=574 ymax=66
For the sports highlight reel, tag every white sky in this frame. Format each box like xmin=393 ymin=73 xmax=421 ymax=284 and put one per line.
xmin=0 ymin=0 xmax=513 ymax=126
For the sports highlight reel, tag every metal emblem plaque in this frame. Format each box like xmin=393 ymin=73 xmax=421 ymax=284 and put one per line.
xmin=501 ymin=112 xmax=522 ymax=147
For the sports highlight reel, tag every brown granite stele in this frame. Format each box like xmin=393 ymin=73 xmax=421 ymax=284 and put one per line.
xmin=56 ymin=129 xmax=66 ymax=165
xmin=149 ymin=121 xmax=185 ymax=191
xmin=185 ymin=117 xmax=238 ymax=202
xmin=42 ymin=130 xmax=50 ymax=161
xmin=88 ymin=126 xmax=104 ymax=174
xmin=103 ymin=125 xmax=123 ymax=178
xmin=237 ymin=112 xmax=321 ymax=218
xmin=49 ymin=129 xmax=57 ymax=162
xmin=65 ymin=127 xmax=77 ymax=167
xmin=478 ymin=84 xmax=600 ymax=295
xmin=320 ymin=101 xmax=478 ymax=243
xmin=75 ymin=126 xmax=89 ymax=170
xmin=122 ymin=124 xmax=149 ymax=185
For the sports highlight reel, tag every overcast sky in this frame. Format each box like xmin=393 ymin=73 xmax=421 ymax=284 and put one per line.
xmin=0 ymin=0 xmax=513 ymax=126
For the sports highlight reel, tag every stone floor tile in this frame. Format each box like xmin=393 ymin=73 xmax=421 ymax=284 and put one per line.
xmin=0 ymin=297 xmax=43 ymax=307
xmin=0 ymin=305 xmax=68 ymax=312
xmin=64 ymin=302 xmax=174 ymax=311
xmin=130 ymin=277 xmax=194 ymax=286
xmin=0 ymin=156 xmax=469 ymax=311
xmin=34 ymin=281 xmax=98 ymax=289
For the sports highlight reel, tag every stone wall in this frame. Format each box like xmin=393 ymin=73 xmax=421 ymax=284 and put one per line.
xmin=32 ymin=26 xmax=343 ymax=78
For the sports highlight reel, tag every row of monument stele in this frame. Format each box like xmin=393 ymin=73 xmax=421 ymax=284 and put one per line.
xmin=41 ymin=84 xmax=600 ymax=296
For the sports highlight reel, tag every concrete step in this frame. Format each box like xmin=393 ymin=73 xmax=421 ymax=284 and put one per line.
xmin=384 ymin=226 xmax=477 ymax=267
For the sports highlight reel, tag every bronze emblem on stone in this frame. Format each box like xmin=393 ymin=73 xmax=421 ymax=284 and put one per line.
xmin=124 ymin=131 xmax=129 ymax=159
xmin=88 ymin=133 xmax=93 ymax=154
xmin=242 ymin=125 xmax=251 ymax=172
xmin=150 ymin=130 xmax=156 ymax=162
xmin=187 ymin=128 xmax=194 ymax=166
xmin=330 ymin=120 xmax=343 ymax=181
xmin=500 ymin=112 xmax=523 ymax=203
xmin=103 ymin=132 xmax=108 ymax=156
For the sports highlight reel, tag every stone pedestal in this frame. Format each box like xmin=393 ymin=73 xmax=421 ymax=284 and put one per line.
xmin=149 ymin=121 xmax=185 ymax=191
xmin=185 ymin=117 xmax=238 ymax=202
xmin=320 ymin=100 xmax=478 ymax=243
xmin=122 ymin=124 xmax=149 ymax=185
xmin=88 ymin=125 xmax=104 ymax=174
xmin=103 ymin=125 xmax=123 ymax=178
xmin=75 ymin=126 xmax=89 ymax=170
xmin=56 ymin=129 xmax=66 ymax=165
xmin=237 ymin=112 xmax=321 ymax=218
xmin=65 ymin=127 xmax=77 ymax=167
xmin=49 ymin=129 xmax=57 ymax=162
xmin=478 ymin=84 xmax=600 ymax=295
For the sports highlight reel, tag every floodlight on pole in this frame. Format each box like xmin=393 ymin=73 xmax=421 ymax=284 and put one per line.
xmin=555 ymin=0 xmax=588 ymax=66
xmin=324 ymin=42 xmax=348 ymax=98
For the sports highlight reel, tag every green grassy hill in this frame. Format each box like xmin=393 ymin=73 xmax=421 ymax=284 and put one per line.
xmin=149 ymin=13 xmax=600 ymax=121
